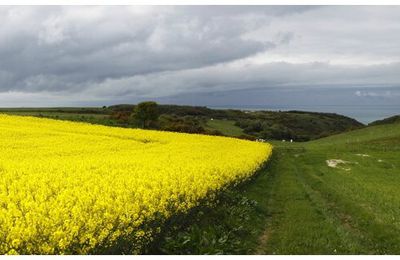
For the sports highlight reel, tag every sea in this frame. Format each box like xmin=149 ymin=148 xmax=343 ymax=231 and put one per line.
xmin=209 ymin=105 xmax=400 ymax=125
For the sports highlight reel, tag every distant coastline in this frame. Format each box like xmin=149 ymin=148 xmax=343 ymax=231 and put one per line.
xmin=208 ymin=104 xmax=400 ymax=124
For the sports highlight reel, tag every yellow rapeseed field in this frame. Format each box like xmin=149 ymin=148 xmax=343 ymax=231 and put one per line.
xmin=0 ymin=114 xmax=272 ymax=254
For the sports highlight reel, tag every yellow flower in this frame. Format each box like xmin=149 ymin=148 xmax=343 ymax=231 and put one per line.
xmin=0 ymin=114 xmax=272 ymax=254
xmin=7 ymin=249 xmax=19 ymax=255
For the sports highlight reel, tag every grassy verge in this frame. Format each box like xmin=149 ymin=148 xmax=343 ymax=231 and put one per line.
xmin=147 ymin=155 xmax=277 ymax=254
xmin=151 ymin=122 xmax=400 ymax=254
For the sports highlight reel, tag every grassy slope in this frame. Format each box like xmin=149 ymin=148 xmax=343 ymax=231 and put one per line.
xmin=205 ymin=119 xmax=244 ymax=137
xmin=154 ymin=122 xmax=400 ymax=254
xmin=261 ymin=123 xmax=400 ymax=254
xmin=369 ymin=115 xmax=400 ymax=126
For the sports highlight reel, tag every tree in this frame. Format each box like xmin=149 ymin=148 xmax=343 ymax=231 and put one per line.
xmin=133 ymin=101 xmax=159 ymax=128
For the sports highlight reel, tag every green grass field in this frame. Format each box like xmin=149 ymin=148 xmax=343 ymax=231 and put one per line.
xmin=205 ymin=119 xmax=244 ymax=136
xmin=154 ymin=121 xmax=400 ymax=254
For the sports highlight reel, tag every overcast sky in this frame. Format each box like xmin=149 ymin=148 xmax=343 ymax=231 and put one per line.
xmin=0 ymin=5 xmax=399 ymax=114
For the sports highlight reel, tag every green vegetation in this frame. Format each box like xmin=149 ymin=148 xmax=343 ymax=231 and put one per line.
xmin=151 ymin=120 xmax=400 ymax=254
xmin=132 ymin=101 xmax=160 ymax=128
xmin=235 ymin=110 xmax=363 ymax=141
xmin=0 ymin=107 xmax=117 ymax=126
xmin=369 ymin=115 xmax=400 ymax=126
xmin=0 ymin=104 xmax=364 ymax=141
xmin=205 ymin=119 xmax=244 ymax=137
xmin=158 ymin=114 xmax=212 ymax=134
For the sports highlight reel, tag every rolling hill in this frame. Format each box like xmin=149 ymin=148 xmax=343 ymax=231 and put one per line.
xmin=369 ymin=115 xmax=400 ymax=126
xmin=0 ymin=104 xmax=364 ymax=141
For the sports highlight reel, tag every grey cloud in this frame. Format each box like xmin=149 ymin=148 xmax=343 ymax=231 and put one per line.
xmin=178 ymin=6 xmax=319 ymax=18
xmin=78 ymin=61 xmax=400 ymax=99
xmin=0 ymin=6 xmax=399 ymax=108
xmin=0 ymin=6 xmax=278 ymax=93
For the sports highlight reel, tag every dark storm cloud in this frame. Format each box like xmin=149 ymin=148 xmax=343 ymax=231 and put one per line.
xmin=0 ymin=6 xmax=277 ymax=93
xmin=0 ymin=6 xmax=399 ymax=106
